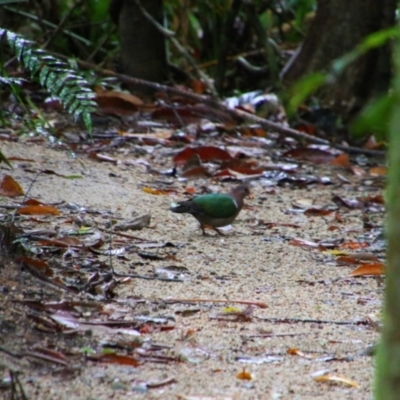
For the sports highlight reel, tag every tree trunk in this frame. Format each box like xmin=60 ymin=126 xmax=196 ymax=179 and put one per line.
xmin=117 ymin=0 xmax=167 ymax=83
xmin=282 ymin=0 xmax=396 ymax=121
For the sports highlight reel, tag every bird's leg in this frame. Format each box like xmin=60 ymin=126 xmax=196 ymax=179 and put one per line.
xmin=200 ymin=224 xmax=208 ymax=235
xmin=212 ymin=227 xmax=225 ymax=236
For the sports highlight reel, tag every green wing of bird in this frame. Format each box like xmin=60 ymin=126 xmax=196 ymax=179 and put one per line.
xmin=193 ymin=194 xmax=237 ymax=218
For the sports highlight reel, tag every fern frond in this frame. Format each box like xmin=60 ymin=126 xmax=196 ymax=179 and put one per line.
xmin=0 ymin=76 xmax=26 ymax=86
xmin=0 ymin=27 xmax=97 ymax=132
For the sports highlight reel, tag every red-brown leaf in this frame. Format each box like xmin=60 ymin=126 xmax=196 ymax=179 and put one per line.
xmin=173 ymin=146 xmax=232 ymax=165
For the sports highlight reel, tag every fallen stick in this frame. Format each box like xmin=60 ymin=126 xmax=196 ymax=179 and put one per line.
xmin=164 ymin=297 xmax=268 ymax=309
xmin=48 ymin=51 xmax=386 ymax=157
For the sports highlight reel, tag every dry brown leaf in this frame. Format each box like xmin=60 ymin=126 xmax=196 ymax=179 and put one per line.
xmin=95 ymin=91 xmax=143 ymax=116
xmin=18 ymin=204 xmax=60 ymax=215
xmin=0 ymin=175 xmax=24 ymax=197
xmin=143 ymin=187 xmax=173 ymax=195
xmin=236 ymin=369 xmax=252 ymax=380
xmin=330 ymin=153 xmax=351 ymax=168
xmin=88 ymin=353 xmax=140 ymax=367
xmin=18 ymin=256 xmax=53 ymax=276
xmin=173 ymin=146 xmax=232 ymax=165
xmin=340 ymin=241 xmax=369 ymax=250
xmin=282 ymin=148 xmax=336 ymax=164
xmin=350 ymin=263 xmax=385 ymax=276
xmin=369 ymin=166 xmax=387 ymax=176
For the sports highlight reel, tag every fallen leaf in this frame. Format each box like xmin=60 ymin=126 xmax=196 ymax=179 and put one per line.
xmin=173 ymin=146 xmax=232 ymax=165
xmin=220 ymin=159 xmax=264 ymax=175
xmin=113 ymin=214 xmax=151 ymax=231
xmin=350 ymin=166 xmax=366 ymax=176
xmin=350 ymin=263 xmax=385 ymax=276
xmin=333 ymin=195 xmax=364 ymax=209
xmin=0 ymin=150 xmax=13 ymax=169
xmin=95 ymin=90 xmax=143 ymax=116
xmin=369 ymin=166 xmax=387 ymax=176
xmin=0 ymin=175 xmax=24 ymax=197
xmin=143 ymin=187 xmax=174 ymax=195
xmin=191 ymin=79 xmax=206 ymax=94
xmin=314 ymin=374 xmax=360 ymax=388
xmin=330 ymin=153 xmax=351 ymax=168
xmin=152 ymin=107 xmax=203 ymax=124
xmin=38 ymin=237 xmax=82 ymax=247
xmin=304 ymin=208 xmax=334 ymax=216
xmin=18 ymin=204 xmax=60 ymax=215
xmin=89 ymin=153 xmax=117 ymax=163
xmin=364 ymin=194 xmax=384 ymax=204
xmin=290 ymin=238 xmax=319 ymax=248
xmin=184 ymin=187 xmax=196 ymax=194
xmin=337 ymin=253 xmax=380 ymax=265
xmin=180 ymin=154 xmax=210 ymax=178
xmin=236 ymin=369 xmax=252 ymax=380
xmin=88 ymin=353 xmax=140 ymax=367
xmin=18 ymin=256 xmax=53 ymax=276
xmin=287 ymin=348 xmax=313 ymax=359
xmin=364 ymin=135 xmax=383 ymax=150
xmin=282 ymin=148 xmax=336 ymax=164
xmin=340 ymin=241 xmax=369 ymax=250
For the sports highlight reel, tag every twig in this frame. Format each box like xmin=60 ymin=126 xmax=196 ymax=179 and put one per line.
xmin=0 ymin=346 xmax=23 ymax=358
xmin=26 ymin=350 xmax=69 ymax=366
xmin=147 ymin=377 xmax=177 ymax=388
xmin=22 ymin=262 xmax=73 ymax=292
xmin=9 ymin=370 xmax=28 ymax=400
xmin=245 ymin=332 xmax=307 ymax=338
xmin=215 ymin=0 xmax=242 ymax=92
xmin=256 ymin=316 xmax=371 ymax=325
xmin=132 ymin=0 xmax=217 ymax=96
xmin=46 ymin=51 xmax=386 ymax=156
xmin=164 ymin=298 xmax=268 ymax=309
xmin=87 ymin=25 xmax=116 ymax=63
xmin=99 ymin=228 xmax=150 ymax=242
xmin=11 ymin=171 xmax=41 ymax=223
xmin=112 ymin=270 xmax=183 ymax=283
xmin=108 ymin=224 xmax=114 ymax=276
xmin=42 ymin=0 xmax=83 ymax=49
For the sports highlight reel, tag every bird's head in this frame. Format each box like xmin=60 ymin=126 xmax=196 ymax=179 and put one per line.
xmin=231 ymin=184 xmax=252 ymax=200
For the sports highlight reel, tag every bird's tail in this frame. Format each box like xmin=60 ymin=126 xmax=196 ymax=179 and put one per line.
xmin=170 ymin=203 xmax=188 ymax=213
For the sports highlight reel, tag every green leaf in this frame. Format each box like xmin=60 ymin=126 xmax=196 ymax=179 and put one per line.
xmin=333 ymin=26 xmax=398 ymax=76
xmin=82 ymin=112 xmax=93 ymax=133
xmin=288 ymin=72 xmax=326 ymax=113
xmin=359 ymin=26 xmax=399 ymax=52
xmin=351 ymin=94 xmax=393 ymax=140
xmin=0 ymin=149 xmax=13 ymax=169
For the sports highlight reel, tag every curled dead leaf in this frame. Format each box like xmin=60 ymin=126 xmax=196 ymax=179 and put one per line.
xmin=314 ymin=374 xmax=360 ymax=388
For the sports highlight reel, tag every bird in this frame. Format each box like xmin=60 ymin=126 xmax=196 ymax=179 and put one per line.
xmin=170 ymin=185 xmax=250 ymax=235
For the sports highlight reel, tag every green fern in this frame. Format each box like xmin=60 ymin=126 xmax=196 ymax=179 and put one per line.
xmin=0 ymin=27 xmax=97 ymax=132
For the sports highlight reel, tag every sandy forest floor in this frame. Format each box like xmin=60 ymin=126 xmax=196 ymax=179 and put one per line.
xmin=0 ymin=131 xmax=384 ymax=399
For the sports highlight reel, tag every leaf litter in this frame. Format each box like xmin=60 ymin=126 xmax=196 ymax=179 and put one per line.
xmin=0 ymin=87 xmax=387 ymax=399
